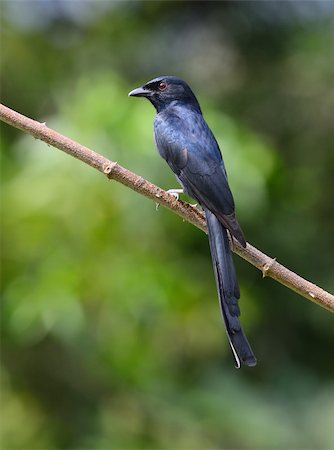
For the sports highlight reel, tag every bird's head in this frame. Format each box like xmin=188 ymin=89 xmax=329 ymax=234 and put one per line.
xmin=128 ymin=76 xmax=202 ymax=114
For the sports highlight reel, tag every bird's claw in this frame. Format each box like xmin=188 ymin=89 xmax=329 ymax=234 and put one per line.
xmin=156 ymin=188 xmax=184 ymax=211
xmin=166 ymin=188 xmax=184 ymax=202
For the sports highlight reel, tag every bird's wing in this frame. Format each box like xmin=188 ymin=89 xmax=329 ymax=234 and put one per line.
xmin=154 ymin=110 xmax=246 ymax=246
xmin=178 ymin=147 xmax=246 ymax=246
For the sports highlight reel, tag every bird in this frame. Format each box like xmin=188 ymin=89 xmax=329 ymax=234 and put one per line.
xmin=129 ymin=76 xmax=256 ymax=368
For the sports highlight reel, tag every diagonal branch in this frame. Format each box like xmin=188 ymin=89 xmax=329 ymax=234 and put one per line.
xmin=1 ymin=103 xmax=333 ymax=313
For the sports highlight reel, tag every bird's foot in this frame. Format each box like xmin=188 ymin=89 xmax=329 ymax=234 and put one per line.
xmin=166 ymin=188 xmax=184 ymax=201
xmin=156 ymin=188 xmax=184 ymax=210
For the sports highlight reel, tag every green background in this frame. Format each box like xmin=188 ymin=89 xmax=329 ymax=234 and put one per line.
xmin=1 ymin=1 xmax=334 ymax=449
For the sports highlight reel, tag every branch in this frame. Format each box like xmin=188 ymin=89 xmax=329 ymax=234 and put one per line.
xmin=1 ymin=103 xmax=333 ymax=313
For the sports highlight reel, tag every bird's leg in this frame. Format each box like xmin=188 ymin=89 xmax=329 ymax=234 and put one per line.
xmin=155 ymin=189 xmax=183 ymax=210
xmin=168 ymin=188 xmax=200 ymax=208
xmin=156 ymin=189 xmax=198 ymax=210
xmin=166 ymin=188 xmax=184 ymax=201
xmin=156 ymin=188 xmax=183 ymax=210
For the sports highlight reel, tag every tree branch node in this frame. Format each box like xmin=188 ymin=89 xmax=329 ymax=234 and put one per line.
xmin=103 ymin=161 xmax=118 ymax=176
xmin=262 ymin=257 xmax=277 ymax=278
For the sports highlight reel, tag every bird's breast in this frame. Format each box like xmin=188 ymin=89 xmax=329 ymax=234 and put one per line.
xmin=154 ymin=114 xmax=189 ymax=171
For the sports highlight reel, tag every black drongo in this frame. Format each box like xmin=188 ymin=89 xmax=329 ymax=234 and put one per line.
xmin=129 ymin=76 xmax=256 ymax=368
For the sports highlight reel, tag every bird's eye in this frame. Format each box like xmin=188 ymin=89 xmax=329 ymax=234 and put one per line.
xmin=158 ymin=82 xmax=167 ymax=91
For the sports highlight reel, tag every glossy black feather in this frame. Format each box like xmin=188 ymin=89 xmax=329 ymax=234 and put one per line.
xmin=205 ymin=209 xmax=256 ymax=367
xmin=129 ymin=76 xmax=256 ymax=367
xmin=154 ymin=106 xmax=246 ymax=246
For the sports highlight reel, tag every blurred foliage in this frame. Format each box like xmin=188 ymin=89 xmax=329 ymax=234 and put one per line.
xmin=1 ymin=1 xmax=334 ymax=449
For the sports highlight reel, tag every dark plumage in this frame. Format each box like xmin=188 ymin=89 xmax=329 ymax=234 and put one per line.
xmin=129 ymin=76 xmax=256 ymax=367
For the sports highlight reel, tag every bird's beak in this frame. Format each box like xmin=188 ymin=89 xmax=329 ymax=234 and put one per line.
xmin=128 ymin=86 xmax=151 ymax=98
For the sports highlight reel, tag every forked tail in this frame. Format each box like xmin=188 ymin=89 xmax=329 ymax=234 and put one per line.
xmin=204 ymin=208 xmax=257 ymax=368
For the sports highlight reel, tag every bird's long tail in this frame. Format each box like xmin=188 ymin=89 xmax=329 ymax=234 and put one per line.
xmin=204 ymin=208 xmax=257 ymax=368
